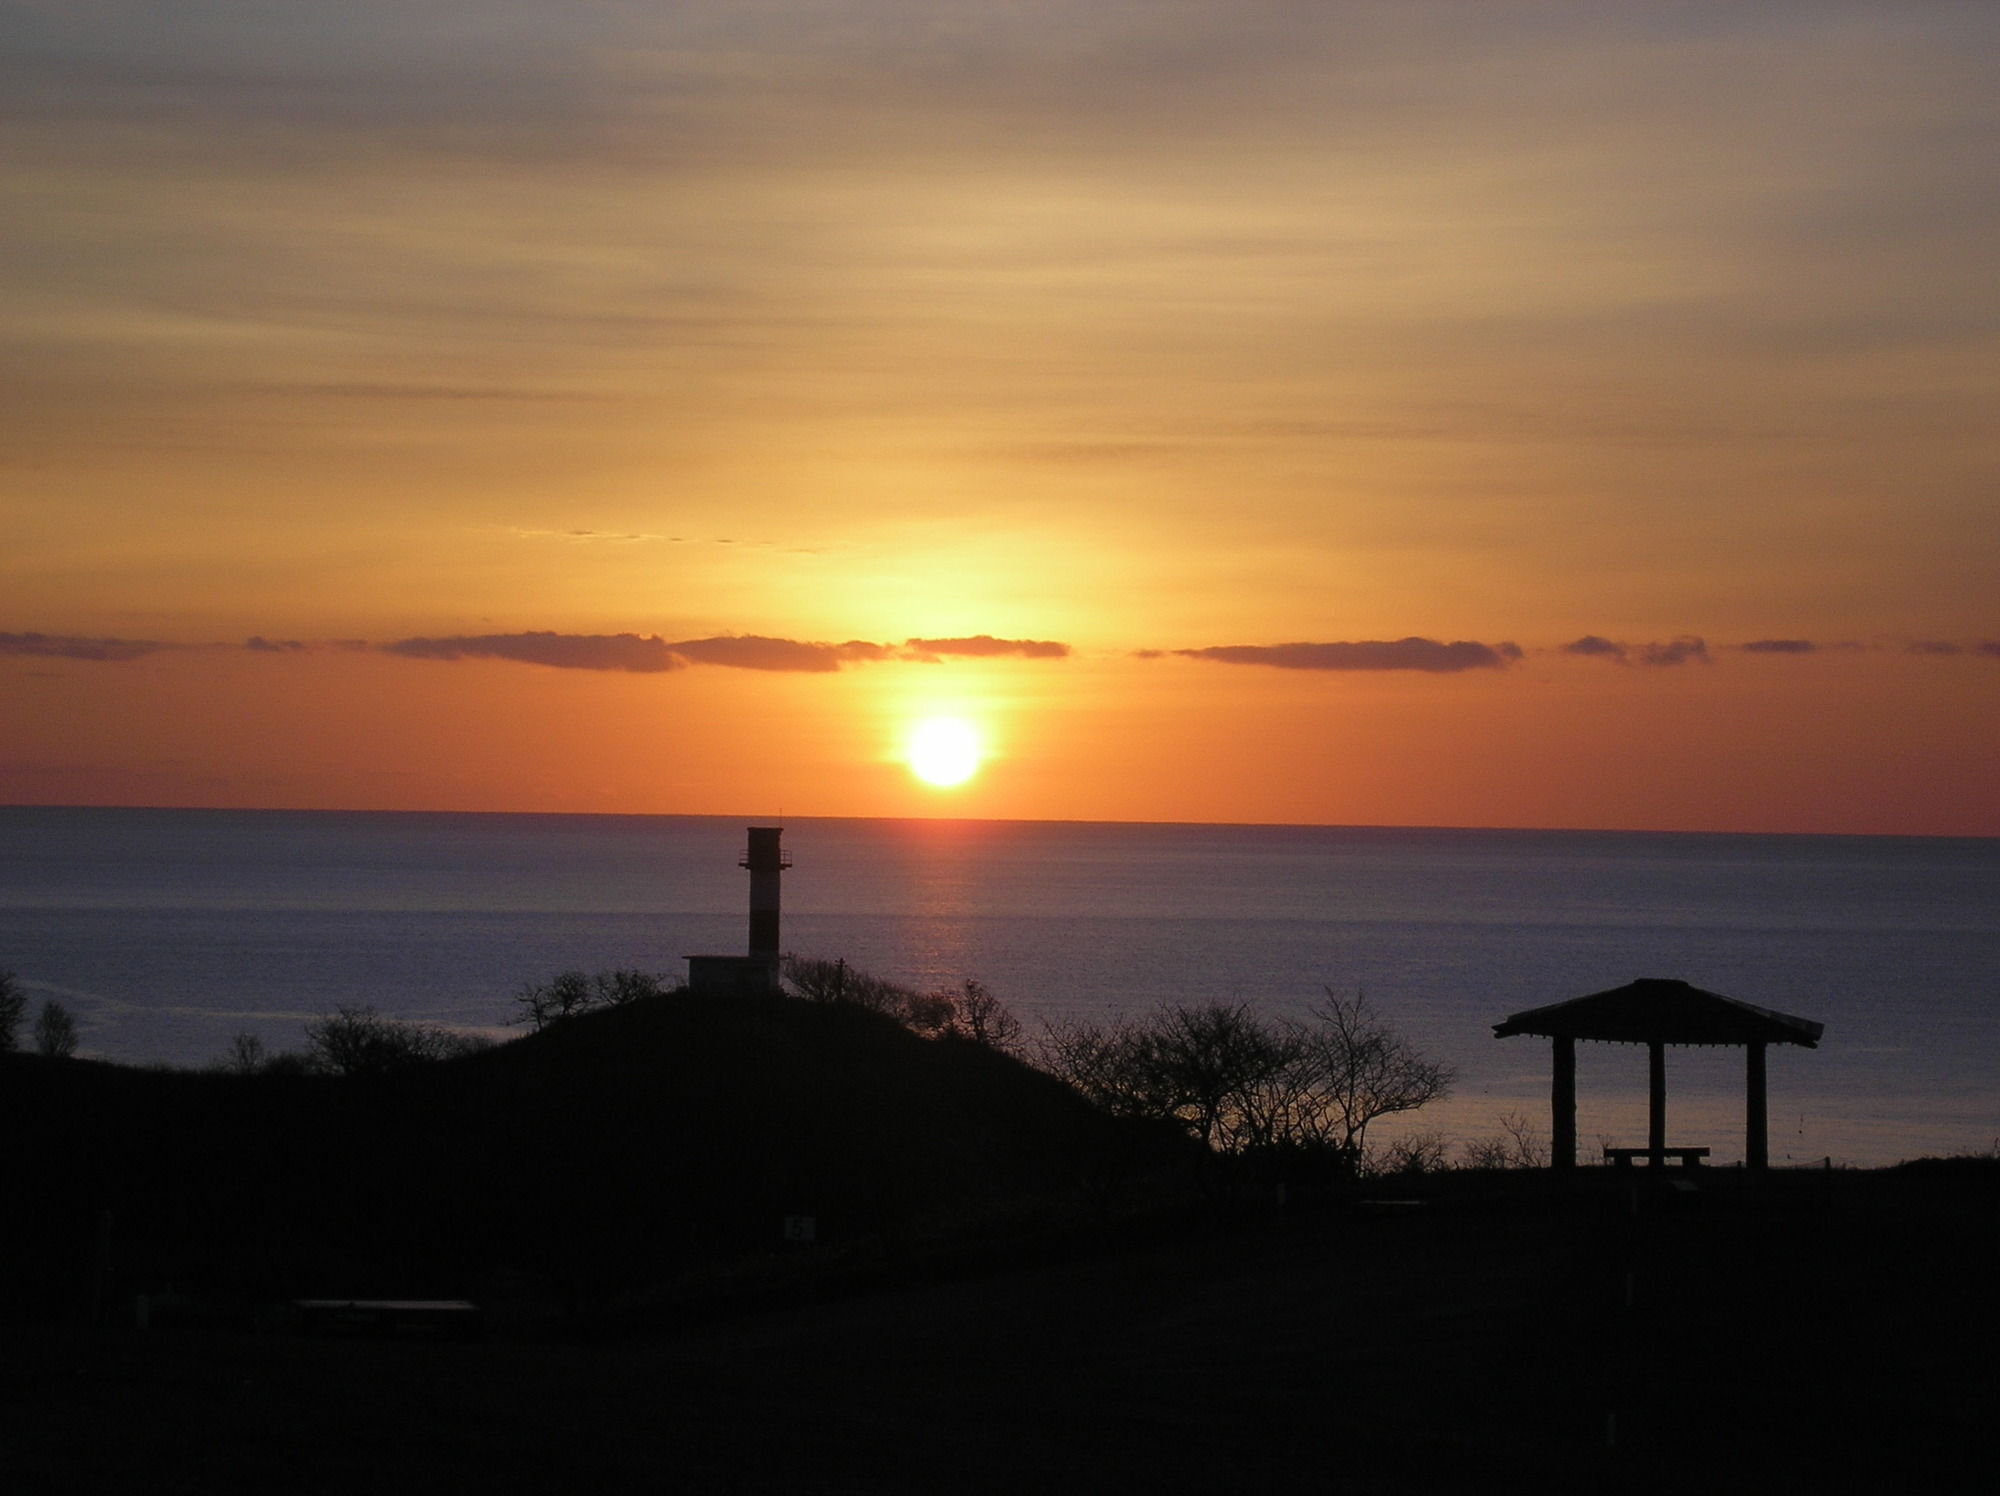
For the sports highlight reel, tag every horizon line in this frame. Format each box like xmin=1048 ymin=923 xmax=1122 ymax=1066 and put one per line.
xmin=4 ymin=800 xmax=1992 ymax=844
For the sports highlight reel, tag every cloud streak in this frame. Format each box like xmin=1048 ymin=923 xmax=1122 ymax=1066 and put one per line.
xmin=1637 ymin=637 xmax=1709 ymax=667
xmin=0 ymin=631 xmax=172 ymax=662
xmin=1173 ymin=638 xmax=1520 ymax=674
xmin=902 ymin=635 xmax=1070 ymax=662
xmin=1563 ymin=635 xmax=1627 ymax=662
xmin=1564 ymin=635 xmax=1710 ymax=667
xmin=1738 ymin=639 xmax=1816 ymax=655
xmin=16 ymin=627 xmax=1992 ymax=681
xmin=377 ymin=630 xmax=1075 ymax=674
xmin=382 ymin=632 xmax=684 ymax=673
xmin=669 ymin=636 xmax=864 ymax=673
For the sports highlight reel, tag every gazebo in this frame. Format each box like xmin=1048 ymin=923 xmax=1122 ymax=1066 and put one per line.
xmin=1493 ymin=978 xmax=1824 ymax=1170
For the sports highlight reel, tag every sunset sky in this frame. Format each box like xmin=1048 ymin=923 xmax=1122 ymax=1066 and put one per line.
xmin=5 ymin=1 xmax=1996 ymax=834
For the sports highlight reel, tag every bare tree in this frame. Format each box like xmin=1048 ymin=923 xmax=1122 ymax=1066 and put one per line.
xmin=1461 ymin=1110 xmax=1548 ymax=1170
xmin=221 ymin=1031 xmax=269 ymax=1074
xmin=305 ymin=1005 xmax=485 ymax=1077
xmin=0 ymin=971 xmax=25 ymax=1053
xmin=782 ymin=957 xmax=1023 ymax=1050
xmin=33 ymin=999 xmax=80 ymax=1058
xmin=1041 ymin=1003 xmax=1303 ymax=1154
xmin=516 ymin=970 xmax=592 ymax=1030
xmin=782 ymin=955 xmax=912 ymax=1015
xmin=1043 ymin=991 xmax=1453 ymax=1175
xmin=1039 ymin=1014 xmax=1155 ymax=1118
xmin=1146 ymin=1003 xmax=1303 ymax=1153
xmin=1294 ymin=988 xmax=1455 ymax=1161
xmin=946 ymin=979 xmax=1024 ymax=1052
xmin=515 ymin=969 xmax=671 ymax=1031
xmin=899 ymin=987 xmax=958 ymax=1036
xmin=1379 ymin=1130 xmax=1454 ymax=1177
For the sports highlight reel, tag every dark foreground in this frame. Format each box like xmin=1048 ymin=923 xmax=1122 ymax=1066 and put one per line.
xmin=6 ymin=1166 xmax=1994 ymax=1495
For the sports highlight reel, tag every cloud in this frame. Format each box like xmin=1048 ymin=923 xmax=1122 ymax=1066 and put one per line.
xmin=245 ymin=636 xmax=307 ymax=653
xmin=1637 ymin=637 xmax=1709 ymax=667
xmin=508 ymin=528 xmax=675 ymax=544
xmin=382 ymin=632 xmax=684 ymax=673
xmin=1174 ymin=638 xmax=1518 ymax=674
xmin=902 ymin=635 xmax=1071 ymax=662
xmin=832 ymin=641 xmax=897 ymax=662
xmin=1563 ymin=635 xmax=1627 ymax=662
xmin=1976 ymin=642 xmax=2000 ymax=659
xmin=0 ymin=631 xmax=171 ymax=662
xmin=669 ymin=633 xmax=1072 ymax=672
xmin=666 ymin=635 xmax=850 ymax=673
xmin=376 ymin=629 xmax=1072 ymax=674
xmin=1566 ymin=635 xmax=1709 ymax=667
xmin=298 ymin=383 xmax=602 ymax=403
xmin=1735 ymin=639 xmax=1866 ymax=655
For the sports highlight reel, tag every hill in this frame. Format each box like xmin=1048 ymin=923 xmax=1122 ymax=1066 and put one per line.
xmin=1 ymin=989 xmax=1191 ymax=1316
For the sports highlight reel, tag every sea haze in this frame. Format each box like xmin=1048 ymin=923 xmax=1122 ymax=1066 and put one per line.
xmin=3 ymin=806 xmax=1995 ymax=1168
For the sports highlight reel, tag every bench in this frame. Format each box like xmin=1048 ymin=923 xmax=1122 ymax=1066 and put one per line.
xmin=1603 ymin=1146 xmax=1710 ymax=1170
xmin=290 ymin=1299 xmax=483 ymax=1339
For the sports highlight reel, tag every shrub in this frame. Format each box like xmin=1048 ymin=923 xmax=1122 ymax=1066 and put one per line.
xmin=944 ymin=979 xmax=1024 ymax=1052
xmin=785 ymin=957 xmax=1024 ymax=1051
xmin=0 ymin=971 xmax=25 ymax=1053
xmin=1460 ymin=1110 xmax=1548 ymax=1170
xmin=304 ymin=1004 xmax=485 ymax=1077
xmin=514 ymin=969 xmax=673 ymax=1030
xmin=32 ymin=1000 xmax=80 ymax=1059
xmin=1378 ymin=1130 xmax=1454 ymax=1177
xmin=219 ymin=1032 xmax=269 ymax=1074
xmin=782 ymin=955 xmax=912 ymax=1015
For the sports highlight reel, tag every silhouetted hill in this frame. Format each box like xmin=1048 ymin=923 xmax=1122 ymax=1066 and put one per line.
xmin=2 ymin=991 xmax=1190 ymax=1317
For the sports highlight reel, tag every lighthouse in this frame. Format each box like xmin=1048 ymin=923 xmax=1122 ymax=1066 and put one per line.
xmin=743 ymin=826 xmax=790 ymax=957
xmin=686 ymin=826 xmax=790 ymax=994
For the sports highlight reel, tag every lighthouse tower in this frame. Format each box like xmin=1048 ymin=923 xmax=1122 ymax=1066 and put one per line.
xmin=742 ymin=826 xmax=790 ymax=957
xmin=686 ymin=826 xmax=790 ymax=994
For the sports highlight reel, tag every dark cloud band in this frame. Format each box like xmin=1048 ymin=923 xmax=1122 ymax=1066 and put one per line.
xmin=1564 ymin=635 xmax=1709 ymax=666
xmin=382 ymin=632 xmax=684 ymax=672
xmin=0 ymin=631 xmax=171 ymax=662
xmin=1174 ymin=638 xmax=1520 ymax=673
xmin=377 ymin=630 xmax=1075 ymax=674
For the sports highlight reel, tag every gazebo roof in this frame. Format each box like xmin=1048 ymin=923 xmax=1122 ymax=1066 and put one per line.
xmin=1493 ymin=978 xmax=1823 ymax=1048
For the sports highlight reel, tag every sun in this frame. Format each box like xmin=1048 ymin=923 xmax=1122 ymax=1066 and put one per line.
xmin=905 ymin=716 xmax=982 ymax=788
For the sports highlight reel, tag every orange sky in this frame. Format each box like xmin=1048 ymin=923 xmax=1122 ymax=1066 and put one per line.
xmin=4 ymin=3 xmax=1997 ymax=834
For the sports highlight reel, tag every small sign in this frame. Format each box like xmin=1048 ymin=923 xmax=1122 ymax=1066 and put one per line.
xmin=783 ymin=1215 xmax=816 ymax=1244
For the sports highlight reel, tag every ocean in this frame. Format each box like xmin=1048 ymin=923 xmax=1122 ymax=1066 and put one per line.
xmin=3 ymin=806 xmax=1995 ymax=1168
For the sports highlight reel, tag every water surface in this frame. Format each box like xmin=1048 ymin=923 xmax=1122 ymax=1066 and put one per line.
xmin=4 ymin=807 xmax=1993 ymax=1166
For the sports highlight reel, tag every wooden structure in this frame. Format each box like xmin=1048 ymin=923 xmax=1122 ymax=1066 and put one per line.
xmin=1493 ymin=979 xmax=1823 ymax=1171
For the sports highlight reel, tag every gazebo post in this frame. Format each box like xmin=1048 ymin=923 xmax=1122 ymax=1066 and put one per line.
xmin=1746 ymin=1040 xmax=1769 ymax=1170
xmin=1647 ymin=1040 xmax=1667 ymax=1167
xmin=1551 ymin=1036 xmax=1577 ymax=1169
